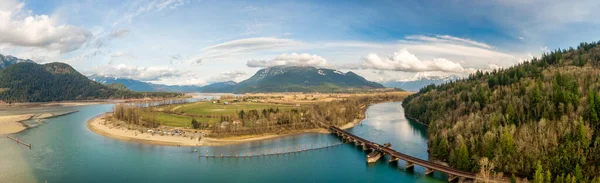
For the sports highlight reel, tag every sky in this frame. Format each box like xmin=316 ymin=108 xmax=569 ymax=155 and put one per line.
xmin=1 ymin=0 xmax=600 ymax=86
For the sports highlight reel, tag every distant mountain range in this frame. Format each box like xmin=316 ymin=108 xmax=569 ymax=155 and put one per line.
xmin=0 ymin=55 xmax=34 ymax=69
xmin=88 ymin=75 xmax=203 ymax=92
xmin=89 ymin=66 xmax=388 ymax=93
xmin=87 ymin=75 xmax=239 ymax=93
xmin=383 ymin=74 xmax=460 ymax=92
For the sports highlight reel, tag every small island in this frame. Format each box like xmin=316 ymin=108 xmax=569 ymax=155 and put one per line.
xmin=88 ymin=92 xmax=410 ymax=146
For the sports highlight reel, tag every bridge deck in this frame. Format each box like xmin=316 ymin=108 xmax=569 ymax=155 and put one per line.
xmin=329 ymin=126 xmax=477 ymax=180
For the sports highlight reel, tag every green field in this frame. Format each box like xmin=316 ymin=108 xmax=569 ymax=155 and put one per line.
xmin=151 ymin=101 xmax=295 ymax=127
xmin=164 ymin=101 xmax=294 ymax=116
xmin=140 ymin=112 xmax=213 ymax=127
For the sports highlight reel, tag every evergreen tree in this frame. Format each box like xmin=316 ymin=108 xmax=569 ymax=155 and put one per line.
xmin=510 ymin=174 xmax=517 ymax=183
xmin=574 ymin=164 xmax=583 ymax=182
xmin=545 ymin=170 xmax=552 ymax=183
xmin=456 ymin=142 xmax=471 ymax=171
xmin=534 ymin=160 xmax=544 ymax=183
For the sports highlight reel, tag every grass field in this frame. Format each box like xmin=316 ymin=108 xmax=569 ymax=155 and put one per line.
xmin=170 ymin=101 xmax=294 ymax=116
xmin=141 ymin=112 xmax=213 ymax=127
xmin=149 ymin=101 xmax=295 ymax=127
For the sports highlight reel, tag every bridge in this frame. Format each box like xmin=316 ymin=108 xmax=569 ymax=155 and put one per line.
xmin=329 ymin=126 xmax=477 ymax=182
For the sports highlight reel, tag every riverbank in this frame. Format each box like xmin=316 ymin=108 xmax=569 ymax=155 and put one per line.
xmin=87 ymin=114 xmax=362 ymax=146
xmin=0 ymin=114 xmax=32 ymax=135
xmin=404 ymin=115 xmax=429 ymax=126
xmin=0 ymin=111 xmax=79 ymax=135
xmin=0 ymin=100 xmax=111 ymax=110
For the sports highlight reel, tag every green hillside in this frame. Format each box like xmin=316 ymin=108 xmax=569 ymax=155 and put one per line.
xmin=403 ymin=42 xmax=600 ymax=180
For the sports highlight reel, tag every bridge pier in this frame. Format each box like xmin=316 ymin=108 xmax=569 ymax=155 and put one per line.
xmin=405 ymin=161 xmax=414 ymax=169
xmin=388 ymin=156 xmax=399 ymax=163
xmin=448 ymin=174 xmax=457 ymax=182
xmin=424 ymin=168 xmax=434 ymax=175
xmin=362 ymin=145 xmax=371 ymax=151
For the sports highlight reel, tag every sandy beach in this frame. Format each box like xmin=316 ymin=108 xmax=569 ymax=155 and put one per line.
xmin=88 ymin=114 xmax=362 ymax=146
xmin=0 ymin=114 xmax=34 ymax=135
xmin=0 ymin=111 xmax=80 ymax=135
xmin=0 ymin=101 xmax=111 ymax=110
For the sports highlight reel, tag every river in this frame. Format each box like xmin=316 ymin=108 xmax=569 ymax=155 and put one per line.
xmin=0 ymin=102 xmax=446 ymax=183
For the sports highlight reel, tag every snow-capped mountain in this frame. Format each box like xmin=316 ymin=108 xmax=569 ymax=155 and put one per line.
xmin=0 ymin=54 xmax=34 ymax=70
xmin=383 ymin=74 xmax=461 ymax=92
xmin=234 ymin=65 xmax=384 ymax=93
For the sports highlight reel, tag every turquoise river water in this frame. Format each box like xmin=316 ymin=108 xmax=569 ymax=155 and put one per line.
xmin=0 ymin=102 xmax=446 ymax=183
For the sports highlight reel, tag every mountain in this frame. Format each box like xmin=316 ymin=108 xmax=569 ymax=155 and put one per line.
xmin=0 ymin=54 xmax=34 ymax=69
xmin=384 ymin=75 xmax=460 ymax=92
xmin=0 ymin=62 xmax=183 ymax=103
xmin=233 ymin=66 xmax=386 ymax=93
xmin=402 ymin=42 xmax=600 ymax=179
xmin=88 ymin=75 xmax=203 ymax=92
xmin=198 ymin=81 xmax=237 ymax=93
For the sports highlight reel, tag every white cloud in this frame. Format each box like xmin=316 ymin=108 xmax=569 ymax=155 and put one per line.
xmin=195 ymin=37 xmax=306 ymax=62
xmin=108 ymin=28 xmax=130 ymax=39
xmin=247 ymin=53 xmax=327 ymax=68
xmin=150 ymin=75 xmax=207 ymax=86
xmin=361 ymin=49 xmax=465 ymax=73
xmin=207 ymin=70 xmax=247 ymax=83
xmin=94 ymin=28 xmax=131 ymax=48
xmin=203 ymin=37 xmax=300 ymax=53
xmin=0 ymin=0 xmax=91 ymax=53
xmin=405 ymin=34 xmax=493 ymax=49
xmin=88 ymin=64 xmax=186 ymax=81
xmin=108 ymin=51 xmax=136 ymax=64
xmin=113 ymin=0 xmax=187 ymax=26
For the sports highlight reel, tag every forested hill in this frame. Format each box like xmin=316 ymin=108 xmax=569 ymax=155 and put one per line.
xmin=403 ymin=42 xmax=600 ymax=181
xmin=0 ymin=62 xmax=183 ymax=103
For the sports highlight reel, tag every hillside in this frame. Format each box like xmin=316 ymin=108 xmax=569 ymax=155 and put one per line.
xmin=0 ymin=62 xmax=183 ymax=103
xmin=402 ymin=42 xmax=600 ymax=180
xmin=234 ymin=66 xmax=386 ymax=93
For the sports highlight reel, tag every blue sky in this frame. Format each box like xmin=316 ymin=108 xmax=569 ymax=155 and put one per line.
xmin=1 ymin=0 xmax=600 ymax=85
